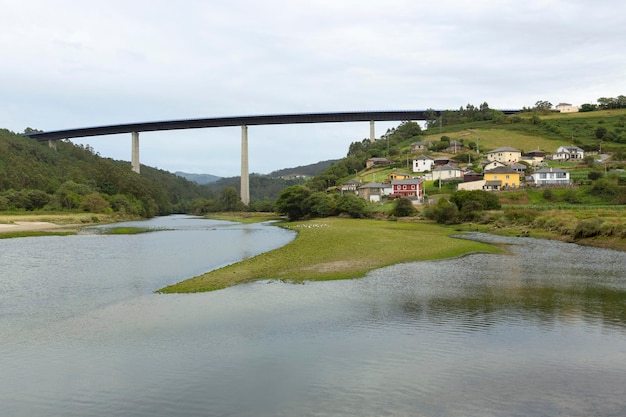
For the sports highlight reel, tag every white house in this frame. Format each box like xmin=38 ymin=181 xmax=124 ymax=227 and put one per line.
xmin=553 ymin=145 xmax=584 ymax=161
xmin=532 ymin=168 xmax=571 ymax=186
xmin=432 ymin=164 xmax=464 ymax=181
xmin=483 ymin=160 xmax=507 ymax=172
xmin=413 ymin=155 xmax=435 ymax=173
xmin=555 ymin=103 xmax=579 ymax=113
xmin=340 ymin=179 xmax=361 ymax=195
xmin=486 ymin=147 xmax=522 ymax=164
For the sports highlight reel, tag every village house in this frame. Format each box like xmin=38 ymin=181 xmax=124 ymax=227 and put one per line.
xmin=432 ymin=164 xmax=464 ymax=182
xmin=433 ymin=157 xmax=453 ymax=167
xmin=389 ymin=172 xmax=411 ymax=181
xmin=531 ymin=168 xmax=571 ymax=186
xmin=511 ymin=162 xmax=527 ymax=174
xmin=555 ymin=103 xmax=579 ymax=113
xmin=340 ymin=179 xmax=361 ymax=195
xmin=413 ymin=155 xmax=435 ymax=173
xmin=482 ymin=166 xmax=520 ymax=190
xmin=483 ymin=160 xmax=507 ymax=172
xmin=410 ymin=141 xmax=431 ymax=153
xmin=391 ymin=178 xmax=424 ymax=201
xmin=462 ymin=171 xmax=482 ymax=182
xmin=446 ymin=140 xmax=464 ymax=153
xmin=365 ymin=157 xmax=393 ymax=168
xmin=357 ymin=182 xmax=391 ymax=203
xmin=486 ymin=147 xmax=522 ymax=164
xmin=552 ymin=145 xmax=584 ymax=161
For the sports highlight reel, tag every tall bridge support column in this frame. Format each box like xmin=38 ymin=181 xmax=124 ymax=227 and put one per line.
xmin=370 ymin=120 xmax=375 ymax=141
xmin=131 ymin=131 xmax=140 ymax=173
xmin=48 ymin=139 xmax=57 ymax=150
xmin=240 ymin=125 xmax=250 ymax=205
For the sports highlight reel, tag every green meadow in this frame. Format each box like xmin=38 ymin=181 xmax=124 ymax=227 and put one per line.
xmin=158 ymin=217 xmax=501 ymax=293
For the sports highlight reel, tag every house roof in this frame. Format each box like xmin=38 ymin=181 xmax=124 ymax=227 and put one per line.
xmin=557 ymin=145 xmax=584 ymax=152
xmin=484 ymin=160 xmax=506 ymax=168
xmin=511 ymin=163 xmax=527 ymax=170
xmin=485 ymin=180 xmax=502 ymax=186
xmin=358 ymin=182 xmax=388 ymax=189
xmin=391 ymin=178 xmax=424 ymax=185
xmin=415 ymin=155 xmax=434 ymax=161
xmin=488 ymin=147 xmax=521 ymax=153
xmin=534 ymin=168 xmax=568 ymax=173
xmin=433 ymin=164 xmax=461 ymax=171
xmin=485 ymin=166 xmax=517 ymax=174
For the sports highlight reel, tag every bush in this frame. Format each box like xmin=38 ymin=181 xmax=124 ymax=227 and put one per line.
xmin=573 ymin=219 xmax=603 ymax=239
xmin=335 ymin=193 xmax=370 ymax=218
xmin=424 ymin=198 xmax=459 ymax=224
xmin=451 ymin=190 xmax=501 ymax=211
xmin=392 ymin=198 xmax=416 ymax=217
xmin=588 ymin=171 xmax=603 ymax=180
xmin=504 ymin=209 xmax=539 ymax=224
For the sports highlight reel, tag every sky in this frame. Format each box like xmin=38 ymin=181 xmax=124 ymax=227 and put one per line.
xmin=2 ymin=0 xmax=625 ymax=177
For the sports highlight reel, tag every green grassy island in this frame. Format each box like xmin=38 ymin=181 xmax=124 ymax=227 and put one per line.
xmin=158 ymin=217 xmax=501 ymax=293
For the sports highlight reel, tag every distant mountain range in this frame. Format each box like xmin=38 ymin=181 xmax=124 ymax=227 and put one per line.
xmin=174 ymin=172 xmax=221 ymax=185
xmin=175 ymin=159 xmax=339 ymax=185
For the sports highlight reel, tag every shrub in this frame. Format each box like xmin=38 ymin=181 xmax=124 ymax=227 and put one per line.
xmin=424 ymin=198 xmax=459 ymax=224
xmin=504 ymin=209 xmax=539 ymax=224
xmin=392 ymin=198 xmax=416 ymax=217
xmin=573 ymin=219 xmax=603 ymax=239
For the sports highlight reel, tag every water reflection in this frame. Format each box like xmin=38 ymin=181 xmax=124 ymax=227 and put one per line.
xmin=1 ymin=222 xmax=625 ymax=417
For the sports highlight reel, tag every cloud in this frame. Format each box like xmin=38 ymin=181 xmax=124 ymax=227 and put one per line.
xmin=2 ymin=0 xmax=626 ymax=176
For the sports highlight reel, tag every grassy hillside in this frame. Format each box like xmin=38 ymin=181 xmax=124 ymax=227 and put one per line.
xmin=0 ymin=129 xmax=213 ymax=216
xmin=421 ymin=109 xmax=626 ymax=154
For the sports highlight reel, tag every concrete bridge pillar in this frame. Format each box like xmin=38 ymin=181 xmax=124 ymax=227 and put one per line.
xmin=48 ymin=139 xmax=57 ymax=150
xmin=240 ymin=125 xmax=250 ymax=205
xmin=131 ymin=131 xmax=140 ymax=173
xmin=370 ymin=120 xmax=375 ymax=141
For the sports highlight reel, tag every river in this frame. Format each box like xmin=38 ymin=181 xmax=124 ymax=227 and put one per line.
xmin=1 ymin=215 xmax=625 ymax=416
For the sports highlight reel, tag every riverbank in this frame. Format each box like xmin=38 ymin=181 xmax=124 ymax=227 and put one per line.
xmin=158 ymin=217 xmax=502 ymax=293
xmin=0 ymin=212 xmax=141 ymax=237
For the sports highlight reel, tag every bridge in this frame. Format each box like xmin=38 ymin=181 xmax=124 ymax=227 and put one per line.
xmin=24 ymin=109 xmax=520 ymax=204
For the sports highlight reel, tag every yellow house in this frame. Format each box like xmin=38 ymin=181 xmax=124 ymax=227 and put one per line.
xmin=483 ymin=166 xmax=520 ymax=190
xmin=389 ymin=172 xmax=411 ymax=181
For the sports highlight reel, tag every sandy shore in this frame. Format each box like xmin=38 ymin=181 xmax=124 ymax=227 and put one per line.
xmin=0 ymin=221 xmax=66 ymax=233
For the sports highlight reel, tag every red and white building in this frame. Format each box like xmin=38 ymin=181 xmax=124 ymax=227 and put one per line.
xmin=391 ymin=178 xmax=424 ymax=202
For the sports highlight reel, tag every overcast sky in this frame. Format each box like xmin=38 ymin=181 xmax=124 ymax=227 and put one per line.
xmin=2 ymin=0 xmax=625 ymax=177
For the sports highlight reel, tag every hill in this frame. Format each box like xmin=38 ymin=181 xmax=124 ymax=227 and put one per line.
xmin=174 ymin=171 xmax=221 ymax=185
xmin=0 ymin=129 xmax=213 ymax=217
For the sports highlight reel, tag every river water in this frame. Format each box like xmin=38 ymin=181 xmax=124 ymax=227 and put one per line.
xmin=1 ymin=215 xmax=625 ymax=416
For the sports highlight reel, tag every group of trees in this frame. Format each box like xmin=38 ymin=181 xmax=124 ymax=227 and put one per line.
xmin=0 ymin=129 xmax=213 ymax=216
xmin=580 ymin=96 xmax=626 ymax=112
xmin=424 ymin=190 xmax=501 ymax=224
xmin=274 ymin=185 xmax=370 ymax=220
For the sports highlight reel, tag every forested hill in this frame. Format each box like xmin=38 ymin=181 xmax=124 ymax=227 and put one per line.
xmin=0 ymin=129 xmax=213 ymax=216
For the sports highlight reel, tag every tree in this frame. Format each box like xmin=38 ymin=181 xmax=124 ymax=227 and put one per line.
xmin=335 ymin=193 xmax=369 ymax=218
xmin=425 ymin=198 xmax=459 ymax=224
xmin=219 ymin=187 xmax=243 ymax=211
xmin=305 ymin=192 xmax=336 ymax=218
xmin=80 ymin=192 xmax=111 ymax=213
xmin=534 ymin=100 xmax=553 ymax=112
xmin=579 ymin=103 xmax=597 ymax=112
xmin=275 ymin=185 xmax=311 ymax=220
xmin=392 ymin=198 xmax=416 ymax=217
